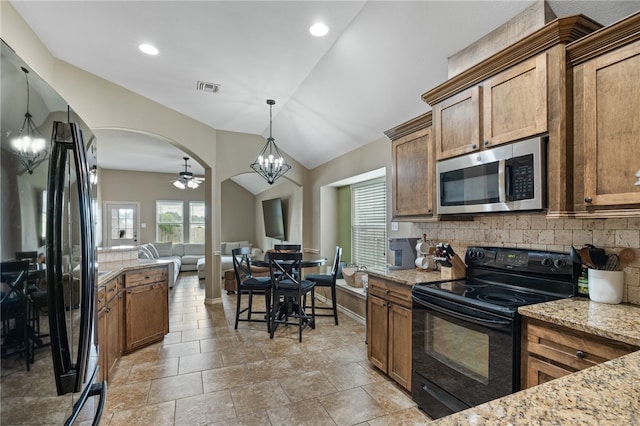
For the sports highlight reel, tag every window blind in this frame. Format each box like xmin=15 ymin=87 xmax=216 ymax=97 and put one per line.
xmin=352 ymin=178 xmax=387 ymax=269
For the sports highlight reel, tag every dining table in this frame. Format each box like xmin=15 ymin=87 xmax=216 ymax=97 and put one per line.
xmin=250 ymin=252 xmax=327 ymax=329
xmin=250 ymin=252 xmax=327 ymax=269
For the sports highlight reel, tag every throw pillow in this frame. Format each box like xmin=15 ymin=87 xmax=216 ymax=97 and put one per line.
xmin=138 ymin=245 xmax=153 ymax=259
xmin=146 ymin=243 xmax=160 ymax=259
xmin=225 ymin=242 xmax=240 ymax=255
xmin=151 ymin=242 xmax=173 ymax=257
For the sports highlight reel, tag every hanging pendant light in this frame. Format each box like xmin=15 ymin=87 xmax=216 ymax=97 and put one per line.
xmin=11 ymin=67 xmax=48 ymax=174
xmin=250 ymin=99 xmax=291 ymax=185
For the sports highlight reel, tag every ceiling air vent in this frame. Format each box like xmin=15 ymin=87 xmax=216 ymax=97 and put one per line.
xmin=196 ymin=81 xmax=220 ymax=93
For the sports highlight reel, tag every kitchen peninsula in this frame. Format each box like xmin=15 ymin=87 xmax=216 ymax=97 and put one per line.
xmin=96 ymin=247 xmax=171 ymax=382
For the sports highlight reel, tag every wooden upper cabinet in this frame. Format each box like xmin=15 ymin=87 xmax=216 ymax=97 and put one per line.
xmin=385 ymin=112 xmax=433 ymax=219
xmin=582 ymin=41 xmax=640 ymax=207
xmin=433 ymin=54 xmax=548 ymax=161
xmin=569 ymin=12 xmax=640 ymax=213
xmin=433 ymin=86 xmax=482 ymax=160
xmin=483 ymin=54 xmax=547 ymax=147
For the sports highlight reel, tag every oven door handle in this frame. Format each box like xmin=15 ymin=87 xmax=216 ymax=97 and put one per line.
xmin=412 ymin=295 xmax=512 ymax=330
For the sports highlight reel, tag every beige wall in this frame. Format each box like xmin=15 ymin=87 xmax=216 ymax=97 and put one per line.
xmin=220 ymin=179 xmax=256 ymax=243
xmin=253 ymin=179 xmax=304 ymax=252
xmin=1 ymin=2 xmax=313 ymax=301
xmin=309 ymin=135 xmax=416 ymax=261
xmin=7 ymin=2 xmax=638 ymax=308
xmin=101 ymin=169 xmax=205 ymax=244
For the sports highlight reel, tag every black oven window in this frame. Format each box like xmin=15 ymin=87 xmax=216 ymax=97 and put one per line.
xmin=426 ymin=314 xmax=489 ymax=384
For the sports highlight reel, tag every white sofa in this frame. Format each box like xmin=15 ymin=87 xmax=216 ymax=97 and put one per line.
xmin=138 ymin=242 xmax=205 ymax=286
xmin=220 ymin=241 xmax=263 ymax=272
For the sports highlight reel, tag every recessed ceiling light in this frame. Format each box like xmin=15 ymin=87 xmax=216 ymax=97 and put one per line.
xmin=139 ymin=43 xmax=159 ymax=55
xmin=309 ymin=22 xmax=329 ymax=37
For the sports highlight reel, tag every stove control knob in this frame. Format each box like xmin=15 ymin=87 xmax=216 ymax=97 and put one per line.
xmin=554 ymin=259 xmax=567 ymax=268
xmin=476 ymin=251 xmax=485 ymax=259
xmin=468 ymin=251 xmax=477 ymax=258
xmin=541 ymin=258 xmax=553 ymax=267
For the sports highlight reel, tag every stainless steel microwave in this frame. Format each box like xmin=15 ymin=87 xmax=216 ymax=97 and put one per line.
xmin=436 ymin=136 xmax=546 ymax=214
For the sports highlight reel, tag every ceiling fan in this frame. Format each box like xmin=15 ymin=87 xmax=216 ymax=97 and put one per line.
xmin=172 ymin=157 xmax=204 ymax=189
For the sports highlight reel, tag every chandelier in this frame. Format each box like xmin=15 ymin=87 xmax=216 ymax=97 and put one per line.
xmin=250 ymin=99 xmax=291 ymax=185
xmin=173 ymin=157 xmax=203 ymax=189
xmin=11 ymin=67 xmax=47 ymax=175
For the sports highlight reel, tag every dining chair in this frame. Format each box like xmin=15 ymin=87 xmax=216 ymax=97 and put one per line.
xmin=304 ymin=246 xmax=342 ymax=325
xmin=268 ymin=251 xmax=315 ymax=342
xmin=1 ymin=260 xmax=34 ymax=370
xmin=273 ymin=244 xmax=301 ymax=252
xmin=232 ymin=247 xmax=272 ymax=333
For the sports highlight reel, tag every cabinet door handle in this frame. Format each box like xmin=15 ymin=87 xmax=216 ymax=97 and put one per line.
xmin=484 ymin=140 xmax=489 ymax=146
xmin=385 ymin=289 xmax=390 ymax=294
xmin=584 ymin=197 xmax=593 ymax=204
xmin=471 ymin=144 xmax=477 ymax=150
xmin=576 ymin=350 xmax=585 ymax=359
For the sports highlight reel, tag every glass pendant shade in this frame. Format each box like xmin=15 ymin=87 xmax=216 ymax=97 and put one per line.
xmin=251 ymin=99 xmax=291 ymax=185
xmin=11 ymin=67 xmax=48 ymax=174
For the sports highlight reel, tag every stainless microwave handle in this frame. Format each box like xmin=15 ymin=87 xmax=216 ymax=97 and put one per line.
xmin=498 ymin=159 xmax=506 ymax=203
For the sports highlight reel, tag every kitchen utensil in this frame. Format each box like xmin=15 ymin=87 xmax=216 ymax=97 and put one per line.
xmin=586 ymin=244 xmax=608 ymax=269
xmin=579 ymin=246 xmax=597 ymax=269
xmin=618 ymin=248 xmax=636 ymax=269
xmin=569 ymin=246 xmax=581 ymax=264
xmin=605 ymin=254 xmax=619 ymax=271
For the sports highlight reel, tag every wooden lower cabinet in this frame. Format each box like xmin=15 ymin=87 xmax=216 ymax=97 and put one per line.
xmin=124 ymin=266 xmax=169 ymax=353
xmin=367 ymin=276 xmax=412 ymax=391
xmin=521 ymin=317 xmax=639 ymax=389
xmin=97 ymin=265 xmax=169 ymax=381
xmin=97 ymin=276 xmax=123 ymax=382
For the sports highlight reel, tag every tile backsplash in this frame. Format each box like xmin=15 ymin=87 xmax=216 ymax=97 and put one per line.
xmin=414 ymin=214 xmax=640 ymax=305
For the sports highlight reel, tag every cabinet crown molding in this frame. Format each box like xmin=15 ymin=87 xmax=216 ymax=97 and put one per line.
xmin=567 ymin=11 xmax=640 ymax=65
xmin=384 ymin=111 xmax=432 ymax=141
xmin=422 ymin=14 xmax=602 ymax=106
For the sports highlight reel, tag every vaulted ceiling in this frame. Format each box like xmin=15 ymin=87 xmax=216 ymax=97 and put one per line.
xmin=10 ymin=1 xmax=640 ymax=184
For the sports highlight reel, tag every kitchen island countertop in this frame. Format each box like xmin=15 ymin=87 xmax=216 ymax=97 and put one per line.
xmin=431 ymin=298 xmax=640 ymax=425
xmin=366 ymin=267 xmax=443 ymax=286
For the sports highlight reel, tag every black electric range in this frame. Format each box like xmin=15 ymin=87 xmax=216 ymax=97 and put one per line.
xmin=413 ymin=246 xmax=578 ymax=317
xmin=411 ymin=246 xmax=578 ymax=419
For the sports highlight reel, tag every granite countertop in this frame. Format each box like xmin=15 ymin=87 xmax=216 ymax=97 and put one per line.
xmin=97 ymin=259 xmax=172 ymax=286
xmin=366 ymin=267 xmax=443 ymax=286
xmin=431 ymin=298 xmax=640 ymax=425
xmin=519 ymin=297 xmax=640 ymax=346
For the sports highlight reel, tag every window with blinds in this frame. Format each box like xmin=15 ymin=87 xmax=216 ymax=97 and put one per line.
xmin=352 ymin=177 xmax=387 ymax=269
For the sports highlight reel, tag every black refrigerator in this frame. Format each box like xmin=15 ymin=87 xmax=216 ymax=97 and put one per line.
xmin=1 ymin=40 xmax=105 ymax=424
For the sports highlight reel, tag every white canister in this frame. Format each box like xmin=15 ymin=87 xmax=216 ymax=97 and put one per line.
xmin=588 ymin=269 xmax=624 ymax=304
xmin=415 ymin=256 xmax=430 ymax=269
xmin=415 ymin=242 xmax=430 ymax=254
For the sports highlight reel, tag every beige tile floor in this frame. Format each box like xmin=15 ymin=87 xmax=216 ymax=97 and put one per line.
xmin=97 ymin=272 xmax=432 ymax=425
